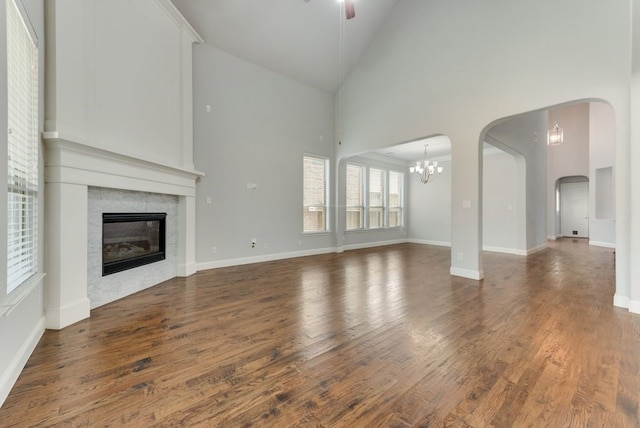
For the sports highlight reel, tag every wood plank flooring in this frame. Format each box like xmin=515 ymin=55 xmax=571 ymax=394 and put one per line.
xmin=1 ymin=239 xmax=638 ymax=427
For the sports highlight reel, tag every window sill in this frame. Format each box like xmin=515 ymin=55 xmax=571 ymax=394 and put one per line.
xmin=1 ymin=273 xmax=45 ymax=318
xmin=346 ymin=227 xmax=404 ymax=233
xmin=301 ymin=231 xmax=332 ymax=236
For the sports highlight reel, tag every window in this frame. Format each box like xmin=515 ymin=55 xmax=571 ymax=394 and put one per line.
xmin=346 ymin=163 xmax=364 ymax=230
xmin=368 ymin=168 xmax=385 ymax=229
xmin=303 ymin=155 xmax=329 ymax=232
xmin=6 ymin=0 xmax=39 ymax=294
xmin=344 ymin=165 xmax=404 ymax=231
xmin=388 ymin=171 xmax=403 ymax=227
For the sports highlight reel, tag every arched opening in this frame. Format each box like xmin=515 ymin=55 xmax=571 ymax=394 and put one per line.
xmin=479 ymin=99 xmax=616 ymax=264
xmin=335 ymin=135 xmax=452 ymax=251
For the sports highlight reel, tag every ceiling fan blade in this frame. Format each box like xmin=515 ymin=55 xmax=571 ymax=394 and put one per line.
xmin=345 ymin=0 xmax=355 ymax=19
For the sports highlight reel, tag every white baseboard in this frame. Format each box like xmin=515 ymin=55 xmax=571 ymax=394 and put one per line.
xmin=613 ymin=295 xmax=640 ymax=315
xmin=589 ymin=241 xmax=616 ymax=249
xmin=0 ymin=316 xmax=45 ymax=407
xmin=450 ymin=266 xmax=484 ymax=280
xmin=629 ymin=299 xmax=640 ymax=315
xmin=525 ymin=243 xmax=547 ymax=255
xmin=408 ymin=239 xmax=451 ymax=247
xmin=613 ymin=294 xmax=630 ymax=309
xmin=45 ymin=297 xmax=91 ymax=330
xmin=547 ymin=235 xmax=560 ymax=240
xmin=177 ymin=261 xmax=198 ymax=277
xmin=197 ymin=247 xmax=337 ymax=271
xmin=483 ymin=245 xmax=518 ymax=255
xmin=343 ymin=239 xmax=407 ymax=251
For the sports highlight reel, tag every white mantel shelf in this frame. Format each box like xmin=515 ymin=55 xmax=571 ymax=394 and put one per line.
xmin=43 ymin=137 xmax=204 ymax=197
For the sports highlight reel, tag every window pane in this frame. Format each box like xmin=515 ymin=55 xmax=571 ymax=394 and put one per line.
xmin=389 ymin=171 xmax=403 ymax=227
xmin=346 ymin=207 xmax=364 ymax=230
xmin=389 ymin=171 xmax=402 ymax=207
xmin=7 ymin=0 xmax=39 ymax=293
xmin=369 ymin=168 xmax=385 ymax=207
xmin=303 ymin=156 xmax=326 ymax=206
xmin=369 ymin=207 xmax=384 ymax=229
xmin=303 ymin=155 xmax=328 ymax=232
xmin=389 ymin=207 xmax=402 ymax=228
xmin=303 ymin=206 xmax=326 ymax=233
xmin=346 ymin=164 xmax=364 ymax=230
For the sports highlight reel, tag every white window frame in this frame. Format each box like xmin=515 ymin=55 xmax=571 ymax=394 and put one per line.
xmin=6 ymin=0 xmax=39 ymax=294
xmin=303 ymin=154 xmax=330 ymax=233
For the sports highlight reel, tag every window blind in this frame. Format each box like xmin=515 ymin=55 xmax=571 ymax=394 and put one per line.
xmin=369 ymin=168 xmax=385 ymax=229
xmin=7 ymin=0 xmax=39 ymax=293
xmin=389 ymin=171 xmax=403 ymax=227
xmin=303 ymin=155 xmax=328 ymax=232
xmin=345 ymin=163 xmax=364 ymax=230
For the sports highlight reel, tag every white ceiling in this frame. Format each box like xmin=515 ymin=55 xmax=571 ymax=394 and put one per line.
xmin=170 ymin=0 xmax=400 ymax=95
xmin=372 ymin=135 xmax=453 ymax=162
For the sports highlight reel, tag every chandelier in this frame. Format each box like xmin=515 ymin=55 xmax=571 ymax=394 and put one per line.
xmin=409 ymin=144 xmax=443 ymax=184
xmin=548 ymin=122 xmax=563 ymax=146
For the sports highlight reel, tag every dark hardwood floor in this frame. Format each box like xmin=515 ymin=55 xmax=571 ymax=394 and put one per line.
xmin=1 ymin=239 xmax=638 ymax=427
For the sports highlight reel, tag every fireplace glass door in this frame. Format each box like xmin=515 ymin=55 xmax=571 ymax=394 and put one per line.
xmin=102 ymin=213 xmax=166 ymax=275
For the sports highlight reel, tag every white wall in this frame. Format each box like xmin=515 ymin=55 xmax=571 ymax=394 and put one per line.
xmin=482 ymin=148 xmax=519 ymax=253
xmin=408 ymin=158 xmax=452 ymax=246
xmin=335 ymin=0 xmax=630 ymax=282
xmin=0 ymin=0 xmax=46 ymax=405
xmin=630 ymin=0 xmax=640 ymax=311
xmin=589 ymin=102 xmax=616 ymax=247
xmin=486 ymin=111 xmax=548 ymax=253
xmin=193 ymin=45 xmax=336 ymax=269
xmin=45 ymin=0 xmax=200 ymax=171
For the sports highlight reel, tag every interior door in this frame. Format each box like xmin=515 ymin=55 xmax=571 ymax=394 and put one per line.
xmin=560 ymin=181 xmax=589 ymax=238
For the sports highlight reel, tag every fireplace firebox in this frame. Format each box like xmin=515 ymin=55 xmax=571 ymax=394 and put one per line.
xmin=102 ymin=212 xmax=166 ymax=276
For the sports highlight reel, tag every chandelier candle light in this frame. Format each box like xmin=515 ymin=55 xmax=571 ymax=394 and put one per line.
xmin=410 ymin=144 xmax=443 ymax=184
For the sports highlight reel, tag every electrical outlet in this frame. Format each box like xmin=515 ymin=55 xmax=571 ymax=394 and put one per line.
xmin=211 ymin=246 xmax=217 ymax=254
xmin=251 ymin=238 xmax=256 ymax=248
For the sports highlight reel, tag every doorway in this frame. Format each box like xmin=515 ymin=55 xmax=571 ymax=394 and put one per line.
xmin=559 ymin=177 xmax=589 ymax=238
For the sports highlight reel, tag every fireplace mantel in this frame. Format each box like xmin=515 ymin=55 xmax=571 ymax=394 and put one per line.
xmin=43 ymin=137 xmax=204 ymax=329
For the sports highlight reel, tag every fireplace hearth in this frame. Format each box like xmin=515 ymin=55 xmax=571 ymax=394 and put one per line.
xmin=102 ymin=212 xmax=166 ymax=276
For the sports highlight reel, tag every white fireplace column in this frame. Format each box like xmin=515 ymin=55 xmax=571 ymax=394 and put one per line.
xmin=178 ymin=195 xmax=197 ymax=277
xmin=45 ymin=182 xmax=91 ymax=329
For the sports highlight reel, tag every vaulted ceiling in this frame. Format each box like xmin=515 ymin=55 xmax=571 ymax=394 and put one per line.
xmin=170 ymin=0 xmax=400 ymax=95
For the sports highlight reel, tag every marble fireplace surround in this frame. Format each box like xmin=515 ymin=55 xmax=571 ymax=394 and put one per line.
xmin=44 ymin=139 xmax=203 ymax=329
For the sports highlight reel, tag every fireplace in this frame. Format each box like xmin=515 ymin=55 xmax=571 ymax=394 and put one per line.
xmin=102 ymin=212 xmax=167 ymax=276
